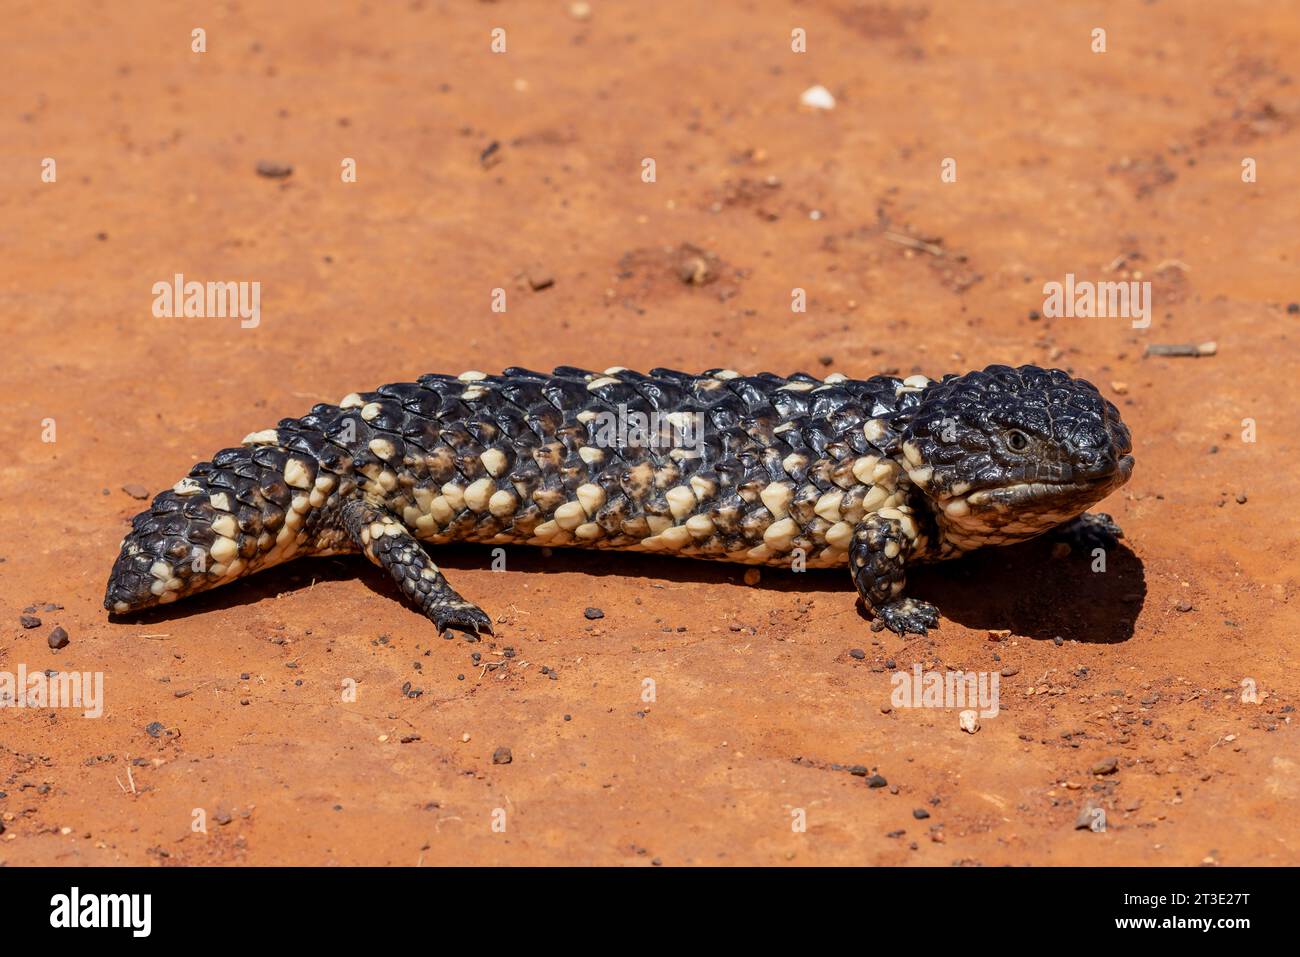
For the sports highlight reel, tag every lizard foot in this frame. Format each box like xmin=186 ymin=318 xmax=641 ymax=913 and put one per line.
xmin=1054 ymin=512 xmax=1124 ymax=552
xmin=871 ymin=598 xmax=941 ymax=637
xmin=429 ymin=600 xmax=495 ymax=640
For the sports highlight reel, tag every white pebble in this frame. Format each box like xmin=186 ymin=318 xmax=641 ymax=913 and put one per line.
xmin=800 ymin=85 xmax=836 ymax=110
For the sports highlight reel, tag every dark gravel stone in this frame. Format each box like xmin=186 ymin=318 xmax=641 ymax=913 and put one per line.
xmin=1091 ymin=756 xmax=1119 ymax=775
xmin=849 ymin=648 xmax=866 ymax=660
xmin=255 ymin=159 xmax=293 ymax=178
xmin=492 ymin=746 xmax=513 ymax=765
xmin=584 ymin=607 xmax=604 ymax=620
xmin=912 ymin=808 xmax=931 ymax=819
xmin=866 ymin=773 xmax=888 ymax=788
xmin=144 ymin=721 xmax=166 ymax=738
xmin=1075 ymin=802 xmax=1104 ymax=830
xmin=20 ymin=614 xmax=41 ymax=629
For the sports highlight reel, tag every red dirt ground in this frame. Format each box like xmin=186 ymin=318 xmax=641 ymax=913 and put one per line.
xmin=1 ymin=1 xmax=1297 ymax=866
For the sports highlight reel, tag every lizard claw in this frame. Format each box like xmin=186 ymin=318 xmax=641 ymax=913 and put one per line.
xmin=1053 ymin=512 xmax=1124 ymax=552
xmin=872 ymin=598 xmax=941 ymax=637
xmin=430 ymin=601 xmax=495 ymax=641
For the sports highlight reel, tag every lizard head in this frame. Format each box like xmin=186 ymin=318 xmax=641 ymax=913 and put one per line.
xmin=898 ymin=365 xmax=1134 ymax=547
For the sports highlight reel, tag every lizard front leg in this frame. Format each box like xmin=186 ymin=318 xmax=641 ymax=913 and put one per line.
xmin=1049 ymin=511 xmax=1124 ymax=552
xmin=340 ymin=500 xmax=493 ymax=639
xmin=849 ymin=512 xmax=940 ymax=637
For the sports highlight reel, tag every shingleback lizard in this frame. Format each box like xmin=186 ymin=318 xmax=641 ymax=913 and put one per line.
xmin=105 ymin=364 xmax=1134 ymax=637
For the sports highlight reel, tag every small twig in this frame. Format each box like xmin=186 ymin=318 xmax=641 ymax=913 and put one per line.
xmin=173 ymin=679 xmax=216 ymax=699
xmin=883 ymin=231 xmax=945 ymax=257
xmin=1145 ymin=341 xmax=1216 ymax=358
xmin=137 ymin=633 xmax=173 ymax=640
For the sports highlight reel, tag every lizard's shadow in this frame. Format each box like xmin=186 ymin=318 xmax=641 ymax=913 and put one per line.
xmin=425 ymin=537 xmax=1145 ymax=643
xmin=904 ymin=538 xmax=1145 ymax=644
xmin=114 ymin=538 xmax=1144 ymax=644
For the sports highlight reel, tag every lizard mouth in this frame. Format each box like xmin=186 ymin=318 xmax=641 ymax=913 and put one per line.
xmin=966 ymin=454 xmax=1134 ymax=508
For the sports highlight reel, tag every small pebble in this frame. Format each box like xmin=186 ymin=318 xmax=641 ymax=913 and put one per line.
xmin=800 ymin=84 xmax=836 ymax=110
xmin=584 ymin=607 xmax=604 ymax=620
xmin=492 ymin=746 xmax=513 ymax=765
xmin=121 ymin=483 xmax=150 ymax=500
xmin=255 ymin=159 xmax=293 ymax=178
xmin=20 ymin=614 xmax=41 ymax=630
xmin=1091 ymin=757 xmax=1119 ymax=775
xmin=912 ymin=808 xmax=931 ymax=820
xmin=1075 ymin=802 xmax=1104 ymax=830
xmin=849 ymin=648 xmax=866 ymax=660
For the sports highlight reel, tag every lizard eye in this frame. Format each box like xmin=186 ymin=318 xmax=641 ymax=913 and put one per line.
xmin=1005 ymin=429 xmax=1031 ymax=452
